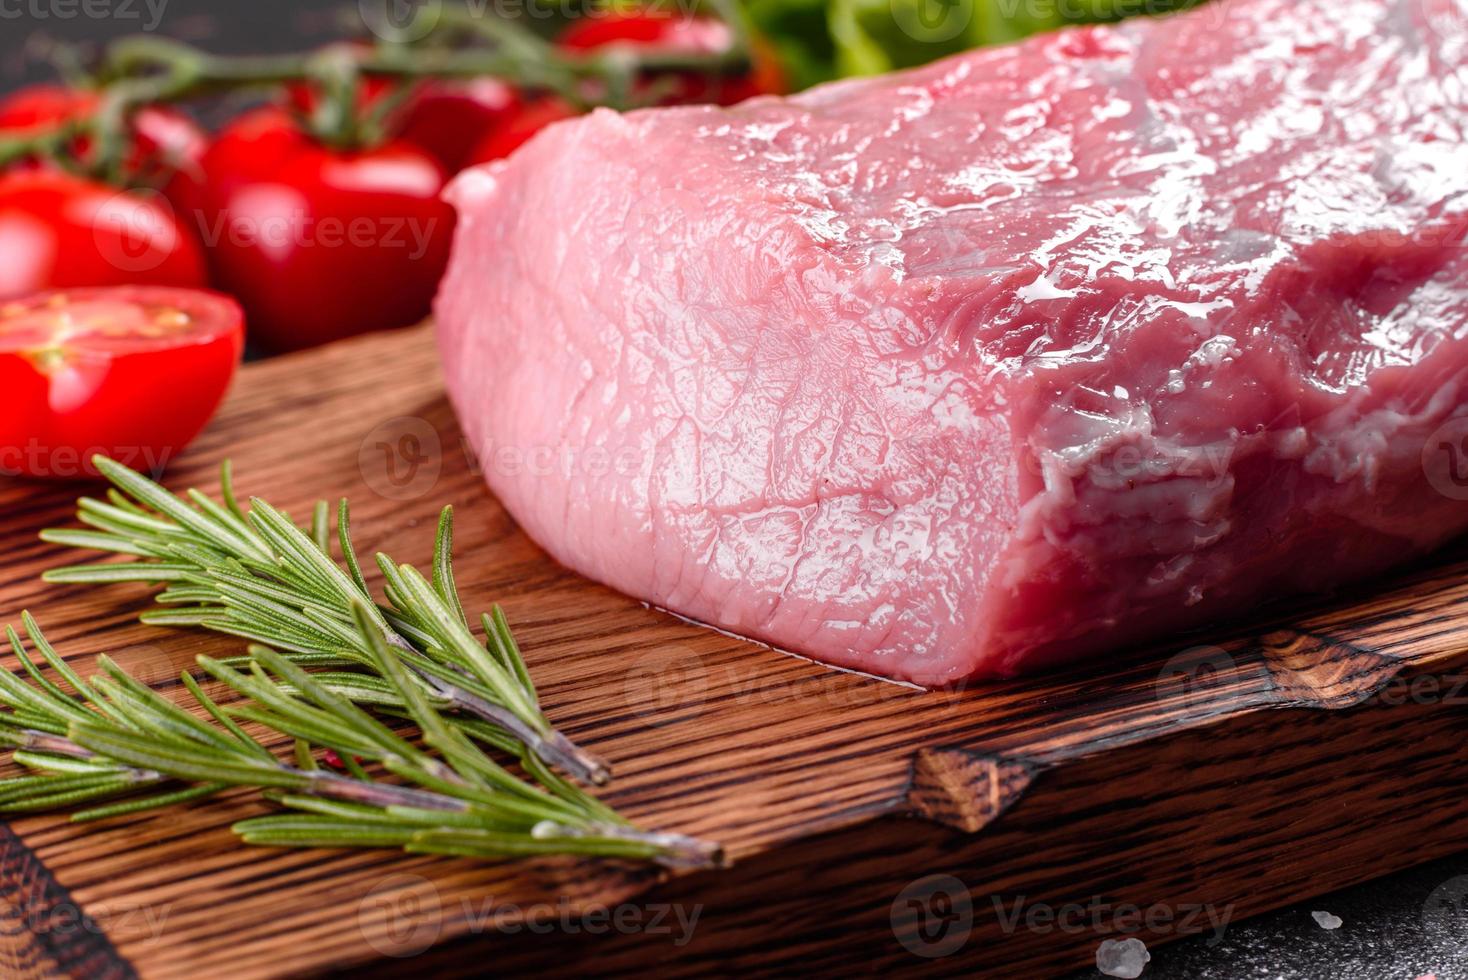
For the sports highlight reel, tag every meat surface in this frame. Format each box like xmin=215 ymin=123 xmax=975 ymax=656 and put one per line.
xmin=435 ymin=0 xmax=1468 ymax=685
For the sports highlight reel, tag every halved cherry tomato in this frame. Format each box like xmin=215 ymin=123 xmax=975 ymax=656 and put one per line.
xmin=0 ymin=286 xmax=244 ymax=479
xmin=0 ymin=170 xmax=209 ymax=301
xmin=0 ymin=84 xmax=207 ymax=187
xmin=559 ymin=11 xmax=785 ymax=106
xmin=191 ymin=108 xmax=455 ymax=352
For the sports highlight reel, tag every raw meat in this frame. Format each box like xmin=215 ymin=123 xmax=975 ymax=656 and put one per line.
xmin=435 ymin=0 xmax=1468 ymax=685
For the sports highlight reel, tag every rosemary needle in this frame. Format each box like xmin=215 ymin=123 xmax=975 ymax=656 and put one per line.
xmin=0 ymin=612 xmax=722 ymax=869
xmin=41 ymin=456 xmax=610 ymax=785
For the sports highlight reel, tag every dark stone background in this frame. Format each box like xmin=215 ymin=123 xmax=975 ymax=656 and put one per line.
xmin=2 ymin=0 xmax=354 ymax=87
xmin=2 ymin=2 xmax=1465 ymax=976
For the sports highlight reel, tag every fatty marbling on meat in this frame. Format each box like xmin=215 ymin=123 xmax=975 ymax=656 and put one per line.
xmin=436 ymin=0 xmax=1468 ymax=684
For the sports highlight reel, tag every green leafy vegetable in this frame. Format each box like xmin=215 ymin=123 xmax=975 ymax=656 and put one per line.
xmin=752 ymin=0 xmax=1212 ymax=83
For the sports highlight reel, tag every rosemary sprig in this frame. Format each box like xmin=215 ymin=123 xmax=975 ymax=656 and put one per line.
xmin=41 ymin=456 xmax=610 ymax=786
xmin=0 ymin=612 xmax=720 ymax=869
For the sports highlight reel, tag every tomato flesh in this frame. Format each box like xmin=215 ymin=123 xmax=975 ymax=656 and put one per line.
xmin=0 ymin=286 xmax=243 ymax=479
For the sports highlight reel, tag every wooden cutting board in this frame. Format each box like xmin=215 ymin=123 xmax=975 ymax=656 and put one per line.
xmin=2 ymin=324 xmax=1467 ymax=979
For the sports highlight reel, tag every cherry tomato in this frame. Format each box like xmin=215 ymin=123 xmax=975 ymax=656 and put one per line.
xmin=466 ymin=12 xmax=787 ymax=166
xmin=0 ymin=84 xmax=207 ymax=185
xmin=280 ymin=42 xmax=393 ymax=108
xmin=392 ymin=78 xmax=522 ymax=173
xmin=0 ymin=286 xmax=243 ymax=479
xmin=288 ymin=69 xmax=521 ymax=174
xmin=192 ymin=109 xmax=455 ymax=353
xmin=283 ymin=45 xmax=396 ymax=120
xmin=465 ymin=98 xmax=578 ymax=165
xmin=0 ymin=170 xmax=209 ymax=301
xmin=559 ymin=11 xmax=785 ymax=106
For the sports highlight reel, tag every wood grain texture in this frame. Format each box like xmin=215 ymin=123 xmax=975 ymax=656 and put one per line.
xmin=2 ymin=324 xmax=1467 ymax=978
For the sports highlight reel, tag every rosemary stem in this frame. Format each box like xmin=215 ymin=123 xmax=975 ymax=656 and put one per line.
xmin=7 ymin=730 xmax=165 ymax=785
xmin=305 ymin=769 xmax=468 ymax=813
xmin=14 ymin=729 xmax=96 ymax=760
xmin=536 ymin=821 xmax=728 ymax=871
xmin=425 ymin=672 xmax=611 ymax=787
xmin=386 ymin=624 xmax=611 ymax=786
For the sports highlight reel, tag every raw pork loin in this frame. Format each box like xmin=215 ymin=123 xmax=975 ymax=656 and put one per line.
xmin=436 ymin=0 xmax=1468 ymax=685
